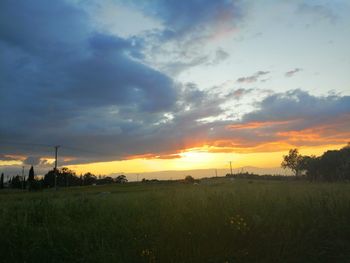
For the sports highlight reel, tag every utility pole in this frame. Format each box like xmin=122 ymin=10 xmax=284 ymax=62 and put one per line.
xmin=54 ymin=145 xmax=60 ymax=189
xmin=22 ymin=166 xmax=24 ymax=190
xmin=230 ymin=161 xmax=233 ymax=176
xmin=215 ymin=169 xmax=218 ymax=177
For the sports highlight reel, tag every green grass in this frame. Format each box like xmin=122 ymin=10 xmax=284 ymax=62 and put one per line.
xmin=0 ymin=179 xmax=350 ymax=263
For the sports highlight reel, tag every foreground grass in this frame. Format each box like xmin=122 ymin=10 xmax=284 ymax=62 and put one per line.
xmin=0 ymin=179 xmax=349 ymax=263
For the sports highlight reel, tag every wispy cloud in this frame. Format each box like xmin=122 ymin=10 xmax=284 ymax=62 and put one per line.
xmin=297 ymin=3 xmax=337 ymax=23
xmin=237 ymin=71 xmax=270 ymax=83
xmin=285 ymin=68 xmax=302 ymax=77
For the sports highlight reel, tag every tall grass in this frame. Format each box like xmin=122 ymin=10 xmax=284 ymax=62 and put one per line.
xmin=0 ymin=179 xmax=349 ymax=262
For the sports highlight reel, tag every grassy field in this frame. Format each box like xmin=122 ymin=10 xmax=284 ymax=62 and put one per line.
xmin=0 ymin=178 xmax=349 ymax=263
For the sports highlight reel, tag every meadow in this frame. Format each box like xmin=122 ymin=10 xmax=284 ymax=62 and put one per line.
xmin=0 ymin=178 xmax=349 ymax=263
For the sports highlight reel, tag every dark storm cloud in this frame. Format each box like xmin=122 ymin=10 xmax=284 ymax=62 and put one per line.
xmin=0 ymin=0 xmax=178 ymax=166
xmin=65 ymin=33 xmax=176 ymax=111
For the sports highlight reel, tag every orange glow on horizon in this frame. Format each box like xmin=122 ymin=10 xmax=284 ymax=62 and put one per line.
xmin=66 ymin=143 xmax=346 ymax=176
xmin=228 ymin=120 xmax=296 ymax=129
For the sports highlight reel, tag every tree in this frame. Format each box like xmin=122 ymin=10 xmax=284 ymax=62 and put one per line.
xmin=281 ymin=149 xmax=305 ymax=177
xmin=295 ymin=144 xmax=350 ymax=181
xmin=60 ymin=167 xmax=77 ymax=187
xmin=300 ymin=155 xmax=319 ymax=181
xmin=11 ymin=175 xmax=22 ymax=189
xmin=43 ymin=170 xmax=56 ymax=188
xmin=0 ymin=173 xmax=4 ymax=189
xmin=115 ymin=175 xmax=127 ymax=183
xmin=28 ymin=166 xmax=35 ymax=182
xmin=43 ymin=168 xmax=81 ymax=188
xmin=184 ymin=175 xmax=195 ymax=184
xmin=27 ymin=166 xmax=35 ymax=190
xmin=83 ymin=172 xmax=97 ymax=185
xmin=22 ymin=175 xmax=26 ymax=189
xmin=97 ymin=176 xmax=114 ymax=185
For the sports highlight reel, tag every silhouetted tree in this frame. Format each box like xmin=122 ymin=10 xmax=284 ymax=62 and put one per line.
xmin=281 ymin=149 xmax=305 ymax=177
xmin=43 ymin=167 xmax=80 ymax=188
xmin=27 ymin=166 xmax=35 ymax=190
xmin=83 ymin=172 xmax=97 ymax=185
xmin=28 ymin=165 xmax=34 ymax=182
xmin=60 ymin=167 xmax=76 ymax=187
xmin=300 ymin=155 xmax=320 ymax=181
xmin=283 ymin=144 xmax=350 ymax=181
xmin=184 ymin=175 xmax=195 ymax=184
xmin=11 ymin=175 xmax=22 ymax=189
xmin=115 ymin=175 xmax=127 ymax=183
xmin=22 ymin=175 xmax=26 ymax=189
xmin=43 ymin=170 xmax=56 ymax=188
xmin=0 ymin=173 xmax=4 ymax=189
xmin=98 ymin=176 xmax=114 ymax=185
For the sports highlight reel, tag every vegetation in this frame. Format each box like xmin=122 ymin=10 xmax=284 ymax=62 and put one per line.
xmin=281 ymin=148 xmax=304 ymax=177
xmin=0 ymin=179 xmax=349 ymax=263
xmin=9 ymin=175 xmax=24 ymax=189
xmin=0 ymin=173 xmax=3 ymax=189
xmin=184 ymin=175 xmax=196 ymax=184
xmin=282 ymin=144 xmax=350 ymax=181
xmin=0 ymin=145 xmax=349 ymax=262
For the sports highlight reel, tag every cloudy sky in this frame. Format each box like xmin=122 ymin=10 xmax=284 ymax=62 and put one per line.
xmin=1 ymin=0 xmax=349 ymax=178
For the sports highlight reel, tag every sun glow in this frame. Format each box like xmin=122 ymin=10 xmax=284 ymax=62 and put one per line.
xmin=66 ymin=143 xmax=346 ymax=177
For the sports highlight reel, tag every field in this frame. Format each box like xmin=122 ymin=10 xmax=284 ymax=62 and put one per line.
xmin=0 ymin=179 xmax=350 ymax=263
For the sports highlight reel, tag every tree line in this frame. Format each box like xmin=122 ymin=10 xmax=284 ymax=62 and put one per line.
xmin=2 ymin=167 xmax=127 ymax=191
xmin=282 ymin=143 xmax=350 ymax=181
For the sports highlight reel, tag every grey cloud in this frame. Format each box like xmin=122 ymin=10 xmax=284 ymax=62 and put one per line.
xmin=127 ymin=0 xmax=242 ymax=75
xmin=161 ymin=56 xmax=209 ymax=75
xmin=229 ymin=88 xmax=254 ymax=100
xmin=237 ymin=71 xmax=270 ymax=83
xmin=212 ymin=48 xmax=230 ymax=64
xmin=205 ymin=48 xmax=230 ymax=66
xmin=0 ymin=154 xmax=20 ymax=162
xmin=298 ymin=3 xmax=338 ymax=23
xmin=131 ymin=0 xmax=242 ymax=42
xmin=205 ymin=89 xmax=350 ymax=150
xmin=0 ymin=0 xmax=179 ymax=166
xmin=23 ymin=156 xmax=41 ymax=166
xmin=242 ymin=89 xmax=350 ymax=130
xmin=285 ymin=68 xmax=302 ymax=77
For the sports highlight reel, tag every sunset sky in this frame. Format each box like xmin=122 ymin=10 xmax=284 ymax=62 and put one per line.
xmin=1 ymin=0 xmax=349 ymax=178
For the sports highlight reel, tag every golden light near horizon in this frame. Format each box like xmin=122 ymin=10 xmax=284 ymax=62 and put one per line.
xmin=66 ymin=143 xmax=346 ymax=176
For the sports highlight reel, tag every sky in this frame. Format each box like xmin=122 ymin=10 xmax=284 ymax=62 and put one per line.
xmin=1 ymin=0 xmax=349 ymax=179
